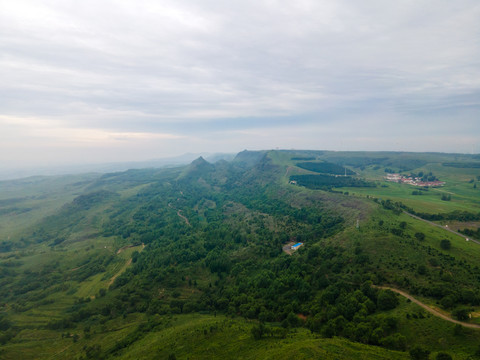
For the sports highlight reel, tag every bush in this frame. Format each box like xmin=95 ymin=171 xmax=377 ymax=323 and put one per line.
xmin=435 ymin=352 xmax=452 ymax=360
xmin=417 ymin=265 xmax=427 ymax=275
xmin=380 ymin=333 xmax=407 ymax=351
xmin=377 ymin=290 xmax=399 ymax=310
xmin=251 ymin=323 xmax=266 ymax=340
xmin=0 ymin=316 xmax=11 ymax=331
xmin=452 ymin=307 xmax=470 ymax=321
xmin=440 ymin=295 xmax=456 ymax=309
xmin=415 ymin=232 xmax=425 ymax=241
xmin=409 ymin=346 xmax=430 ymax=360
xmin=440 ymin=239 xmax=451 ymax=250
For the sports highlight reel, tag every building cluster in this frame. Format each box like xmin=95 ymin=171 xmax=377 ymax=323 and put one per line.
xmin=385 ymin=173 xmax=445 ymax=187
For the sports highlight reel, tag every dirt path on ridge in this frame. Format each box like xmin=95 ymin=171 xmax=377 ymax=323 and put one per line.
xmin=376 ymin=286 xmax=480 ymax=329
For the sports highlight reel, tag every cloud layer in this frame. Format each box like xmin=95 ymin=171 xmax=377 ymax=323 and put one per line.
xmin=1 ymin=0 xmax=479 ymax=167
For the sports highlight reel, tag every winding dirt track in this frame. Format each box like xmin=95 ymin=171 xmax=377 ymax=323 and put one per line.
xmin=376 ymin=286 xmax=480 ymax=329
xmin=168 ymin=203 xmax=191 ymax=226
xmin=176 ymin=209 xmax=191 ymax=226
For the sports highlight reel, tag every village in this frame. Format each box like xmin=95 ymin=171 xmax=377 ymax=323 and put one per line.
xmin=385 ymin=173 xmax=445 ymax=187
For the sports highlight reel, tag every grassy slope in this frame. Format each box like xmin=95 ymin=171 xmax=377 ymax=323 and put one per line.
xmin=0 ymin=174 xmax=100 ymax=237
xmin=5 ymin=309 xmax=478 ymax=360
xmin=391 ymin=297 xmax=480 ymax=359
xmin=114 ymin=315 xmax=409 ymax=360
xmin=0 ymin=314 xmax=410 ymax=360
xmin=0 ymin=175 xmax=156 ymax=334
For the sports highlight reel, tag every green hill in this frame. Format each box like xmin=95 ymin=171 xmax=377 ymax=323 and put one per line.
xmin=1 ymin=150 xmax=480 ymax=359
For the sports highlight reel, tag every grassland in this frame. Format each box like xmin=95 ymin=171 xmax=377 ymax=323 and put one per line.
xmin=0 ymin=314 xmax=412 ymax=360
xmin=0 ymin=174 xmax=100 ymax=237
xmin=387 ymin=297 xmax=480 ymax=359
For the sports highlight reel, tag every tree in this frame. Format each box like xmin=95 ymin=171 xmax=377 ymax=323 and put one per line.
xmin=286 ymin=312 xmax=302 ymax=327
xmin=84 ymin=345 xmax=102 ymax=359
xmin=417 ymin=265 xmax=427 ymax=275
xmin=415 ymin=232 xmax=425 ymax=241
xmin=452 ymin=307 xmax=470 ymax=321
xmin=251 ymin=323 xmax=266 ymax=340
xmin=440 ymin=239 xmax=451 ymax=250
xmin=440 ymin=295 xmax=456 ymax=309
xmin=377 ymin=290 xmax=399 ymax=310
xmin=380 ymin=333 xmax=407 ymax=351
xmin=435 ymin=352 xmax=452 ymax=360
xmin=409 ymin=346 xmax=430 ymax=360
xmin=0 ymin=315 xmax=11 ymax=331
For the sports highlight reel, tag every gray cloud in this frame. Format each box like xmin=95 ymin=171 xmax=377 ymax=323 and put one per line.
xmin=1 ymin=0 xmax=479 ymax=167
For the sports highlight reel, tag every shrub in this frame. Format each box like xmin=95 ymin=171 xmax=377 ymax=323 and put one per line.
xmin=435 ymin=352 xmax=452 ymax=360
xmin=380 ymin=333 xmax=407 ymax=351
xmin=440 ymin=239 xmax=451 ymax=250
xmin=452 ymin=307 xmax=470 ymax=321
xmin=415 ymin=232 xmax=425 ymax=241
xmin=409 ymin=346 xmax=430 ymax=360
xmin=377 ymin=290 xmax=399 ymax=310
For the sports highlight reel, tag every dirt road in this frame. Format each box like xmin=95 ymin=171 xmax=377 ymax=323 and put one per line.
xmin=376 ymin=286 xmax=480 ymax=329
xmin=404 ymin=211 xmax=480 ymax=245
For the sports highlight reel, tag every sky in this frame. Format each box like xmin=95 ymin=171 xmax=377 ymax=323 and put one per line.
xmin=1 ymin=0 xmax=480 ymax=169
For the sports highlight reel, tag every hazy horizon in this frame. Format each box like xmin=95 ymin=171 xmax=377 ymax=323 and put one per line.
xmin=1 ymin=1 xmax=479 ymax=169
xmin=2 ymin=147 xmax=479 ymax=182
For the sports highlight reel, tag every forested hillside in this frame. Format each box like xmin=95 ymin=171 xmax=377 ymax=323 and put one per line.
xmin=1 ymin=150 xmax=480 ymax=359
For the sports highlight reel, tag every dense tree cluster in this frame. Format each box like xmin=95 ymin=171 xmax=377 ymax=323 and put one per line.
xmin=296 ymin=161 xmax=355 ymax=175
xmin=290 ymin=174 xmax=375 ymax=190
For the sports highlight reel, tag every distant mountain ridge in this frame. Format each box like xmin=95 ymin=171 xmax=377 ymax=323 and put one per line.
xmin=0 ymin=152 xmax=235 ymax=181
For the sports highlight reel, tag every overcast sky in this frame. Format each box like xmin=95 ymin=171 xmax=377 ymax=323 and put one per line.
xmin=1 ymin=0 xmax=479 ymax=168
